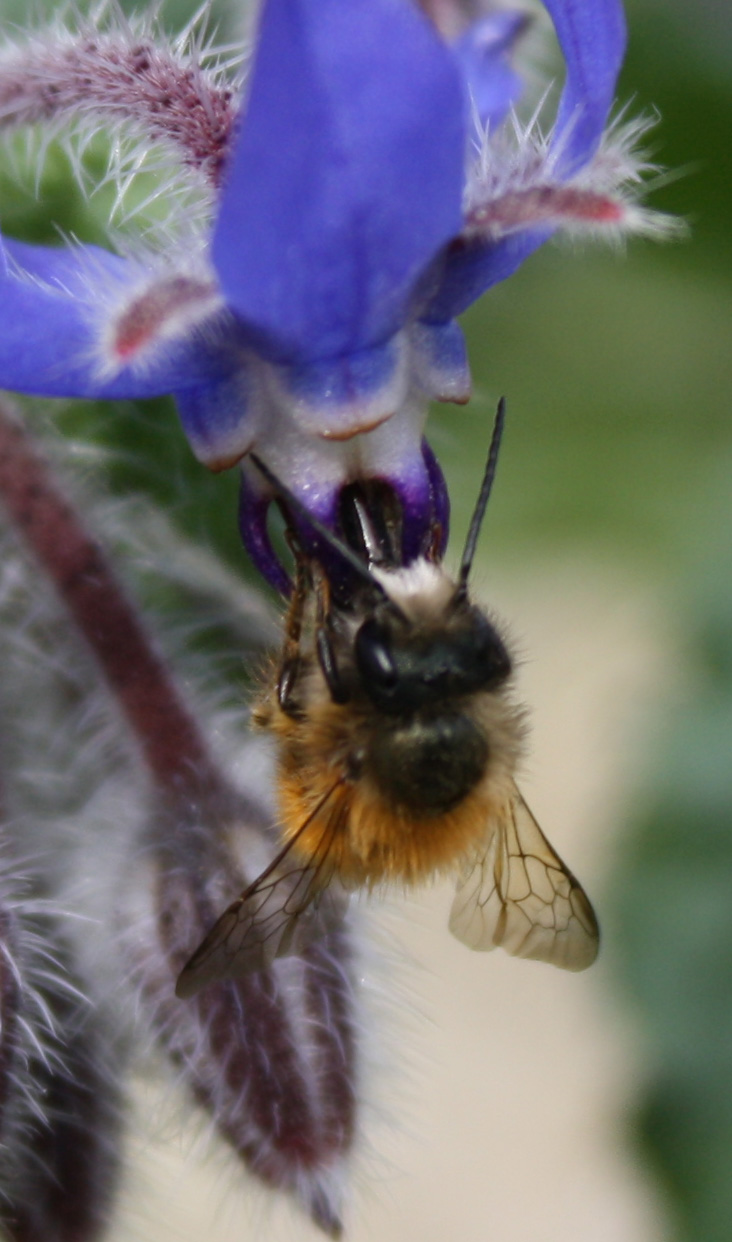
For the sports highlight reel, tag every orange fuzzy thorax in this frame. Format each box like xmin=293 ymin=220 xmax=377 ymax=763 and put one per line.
xmin=263 ymin=681 xmax=521 ymax=889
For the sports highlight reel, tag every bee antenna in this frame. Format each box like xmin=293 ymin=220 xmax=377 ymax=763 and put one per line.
xmin=458 ymin=397 xmax=506 ymax=589
xmin=249 ymin=454 xmax=399 ymax=607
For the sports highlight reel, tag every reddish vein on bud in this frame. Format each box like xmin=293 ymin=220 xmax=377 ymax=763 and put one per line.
xmin=110 ymin=276 xmax=221 ymax=364
xmin=464 ymin=184 xmax=627 ymax=239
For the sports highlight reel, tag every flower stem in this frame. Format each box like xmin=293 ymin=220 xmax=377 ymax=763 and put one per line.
xmin=0 ymin=399 xmax=230 ymax=802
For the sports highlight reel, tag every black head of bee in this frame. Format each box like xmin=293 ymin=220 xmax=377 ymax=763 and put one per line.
xmin=354 ymin=604 xmax=512 ymax=715
xmin=252 ymin=399 xmax=513 ymax=726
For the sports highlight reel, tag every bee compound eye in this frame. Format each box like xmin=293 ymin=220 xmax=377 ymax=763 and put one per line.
xmin=355 ymin=617 xmax=398 ymax=691
xmin=472 ymin=617 xmax=512 ymax=686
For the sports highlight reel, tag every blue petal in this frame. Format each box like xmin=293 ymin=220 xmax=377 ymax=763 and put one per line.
xmin=410 ymin=320 xmax=471 ymax=404
xmin=453 ymin=12 xmax=528 ymax=130
xmin=0 ymin=238 xmax=235 ymax=400
xmin=426 ymin=0 xmax=627 ymax=321
xmin=212 ymin=0 xmax=465 ymax=364
xmin=238 ymin=433 xmax=447 ymax=595
xmin=547 ymin=0 xmax=627 ymax=176
xmin=175 ymin=370 xmax=257 ymax=470
xmin=271 ymin=338 xmax=407 ymax=438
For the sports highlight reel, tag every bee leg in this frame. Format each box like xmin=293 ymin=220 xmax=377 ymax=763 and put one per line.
xmin=427 ymin=516 xmax=444 ymax=563
xmin=316 ymin=626 xmax=349 ymax=704
xmin=282 ymin=529 xmax=312 ymax=645
xmin=277 ymin=539 xmax=311 ymax=716
xmin=277 ymin=655 xmax=303 ymax=715
xmin=314 ymin=568 xmax=350 ymax=705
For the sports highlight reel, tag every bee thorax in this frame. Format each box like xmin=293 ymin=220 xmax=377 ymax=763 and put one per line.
xmin=366 ymin=712 xmax=489 ymax=815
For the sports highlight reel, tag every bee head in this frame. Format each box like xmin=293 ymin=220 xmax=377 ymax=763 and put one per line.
xmin=354 ymin=601 xmax=512 ymax=715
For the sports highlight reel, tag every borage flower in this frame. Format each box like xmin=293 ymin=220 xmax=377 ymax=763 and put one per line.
xmin=0 ymin=0 xmax=661 ymax=590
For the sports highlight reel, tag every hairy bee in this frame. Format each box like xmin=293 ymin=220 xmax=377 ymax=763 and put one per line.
xmin=177 ymin=402 xmax=598 ymax=997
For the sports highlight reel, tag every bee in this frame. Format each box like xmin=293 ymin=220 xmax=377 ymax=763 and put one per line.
xmin=176 ymin=401 xmax=598 ymax=997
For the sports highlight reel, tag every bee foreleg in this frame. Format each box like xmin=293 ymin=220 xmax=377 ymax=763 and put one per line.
xmin=314 ymin=567 xmax=349 ymax=704
xmin=316 ymin=625 xmax=349 ymax=704
xmin=276 ymin=540 xmax=312 ymax=716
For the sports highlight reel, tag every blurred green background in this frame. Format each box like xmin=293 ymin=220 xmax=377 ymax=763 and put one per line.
xmin=1 ymin=0 xmax=731 ymax=1238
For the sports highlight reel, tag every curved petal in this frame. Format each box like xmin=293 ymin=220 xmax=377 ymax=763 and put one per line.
xmin=422 ymin=437 xmax=450 ymax=556
xmin=269 ymin=337 xmax=408 ymax=439
xmin=0 ymin=238 xmax=236 ymax=400
xmin=237 ymin=397 xmax=444 ymax=594
xmin=212 ymin=0 xmax=465 ymax=364
xmin=426 ymin=0 xmax=626 ymax=321
xmin=453 ymin=12 xmax=529 ymax=130
xmin=428 ymin=228 xmax=552 ymax=321
xmin=175 ymin=368 xmax=260 ymax=471
xmin=547 ymin=0 xmax=627 ymax=176
xmin=409 ymin=319 xmax=471 ymax=404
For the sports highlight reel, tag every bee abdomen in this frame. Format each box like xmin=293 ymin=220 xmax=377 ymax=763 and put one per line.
xmin=367 ymin=713 xmax=488 ymax=816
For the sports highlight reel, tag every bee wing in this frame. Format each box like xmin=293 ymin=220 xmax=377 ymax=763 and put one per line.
xmin=176 ymin=856 xmax=347 ymax=998
xmin=449 ymin=783 xmax=599 ymax=971
xmin=176 ymin=776 xmax=352 ymax=997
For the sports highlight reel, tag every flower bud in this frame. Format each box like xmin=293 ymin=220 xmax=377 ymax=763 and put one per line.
xmin=122 ymin=786 xmax=358 ymax=1237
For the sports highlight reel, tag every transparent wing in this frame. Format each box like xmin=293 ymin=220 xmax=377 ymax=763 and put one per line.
xmin=176 ymin=781 xmax=349 ymax=998
xmin=449 ymin=782 xmax=599 ymax=971
xmin=175 ymin=857 xmax=346 ymax=997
